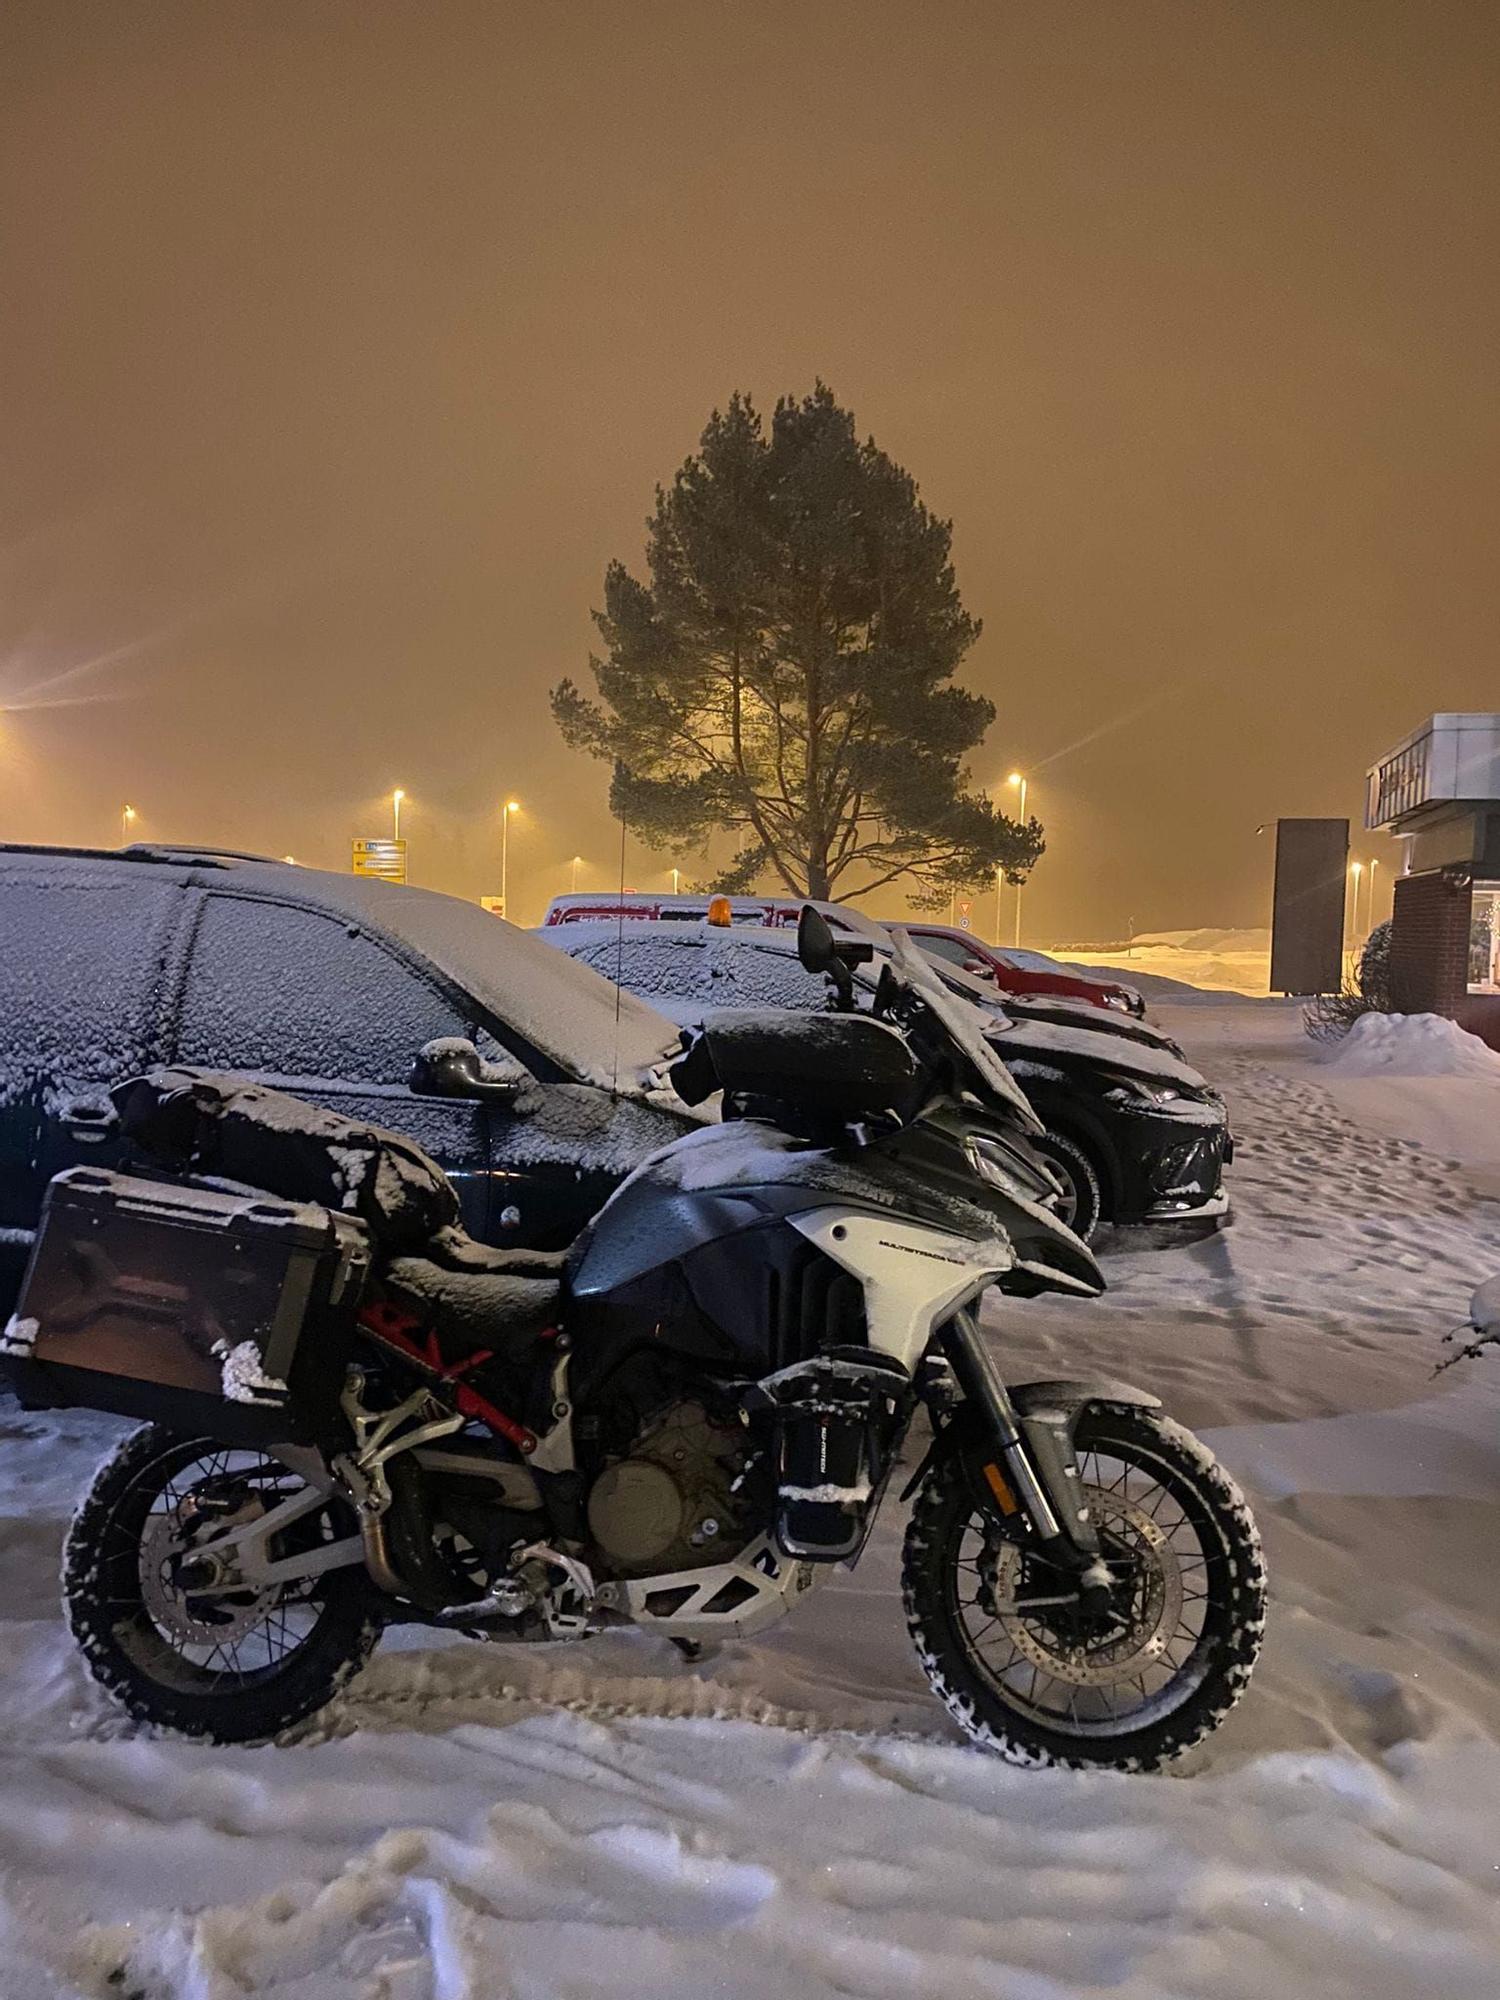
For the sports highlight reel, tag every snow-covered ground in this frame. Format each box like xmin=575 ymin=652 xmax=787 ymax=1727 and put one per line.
xmin=2 ymin=1000 xmax=1499 ymax=1996
xmin=1064 ymin=927 xmax=1274 ymax=998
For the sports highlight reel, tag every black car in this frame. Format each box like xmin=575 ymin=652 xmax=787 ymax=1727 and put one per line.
xmin=542 ymin=920 xmax=1231 ymax=1241
xmin=0 ymin=844 xmax=690 ymax=1317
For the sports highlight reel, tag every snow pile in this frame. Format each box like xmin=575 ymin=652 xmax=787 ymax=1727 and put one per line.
xmin=1318 ymin=1012 xmax=1500 ymax=1080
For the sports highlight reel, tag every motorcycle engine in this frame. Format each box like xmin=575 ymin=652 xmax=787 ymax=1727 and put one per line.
xmin=585 ymin=1398 xmax=756 ymax=1579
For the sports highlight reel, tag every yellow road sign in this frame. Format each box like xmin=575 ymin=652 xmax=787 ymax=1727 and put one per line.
xmin=352 ymin=837 xmax=407 ymax=884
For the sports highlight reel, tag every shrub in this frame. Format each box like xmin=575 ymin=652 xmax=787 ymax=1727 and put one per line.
xmin=1303 ymin=919 xmax=1394 ymax=1044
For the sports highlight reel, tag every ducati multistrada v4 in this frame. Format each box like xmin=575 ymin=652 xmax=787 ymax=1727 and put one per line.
xmin=52 ymin=913 xmax=1265 ymax=1770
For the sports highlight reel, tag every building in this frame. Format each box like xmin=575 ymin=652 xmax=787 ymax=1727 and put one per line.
xmin=1366 ymin=713 xmax=1500 ymax=1022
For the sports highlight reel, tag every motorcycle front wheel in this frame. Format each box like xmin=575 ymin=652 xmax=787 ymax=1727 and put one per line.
xmin=64 ymin=1425 xmax=383 ymax=1744
xmin=902 ymin=1404 xmax=1266 ymax=1772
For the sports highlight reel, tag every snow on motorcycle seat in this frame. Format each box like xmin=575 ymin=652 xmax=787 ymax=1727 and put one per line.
xmin=382 ymin=1256 xmax=561 ymax=1355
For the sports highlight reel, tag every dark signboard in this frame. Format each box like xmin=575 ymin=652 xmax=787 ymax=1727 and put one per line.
xmin=1270 ymin=818 xmax=1348 ymax=995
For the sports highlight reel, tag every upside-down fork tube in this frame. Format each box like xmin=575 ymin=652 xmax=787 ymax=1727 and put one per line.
xmin=940 ymin=1310 xmax=1112 ymax=1605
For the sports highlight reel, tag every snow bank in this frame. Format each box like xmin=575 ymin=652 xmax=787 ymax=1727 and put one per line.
xmin=1317 ymin=1012 xmax=1500 ymax=1080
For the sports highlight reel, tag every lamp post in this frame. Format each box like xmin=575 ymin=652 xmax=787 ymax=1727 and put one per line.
xmin=501 ymin=799 xmax=520 ymax=915
xmin=392 ymin=789 xmax=405 ymax=841
xmin=121 ymin=804 xmax=137 ymax=844
xmin=670 ymin=866 xmax=681 ymax=895
xmin=571 ymin=854 xmax=582 ymax=892
xmin=1007 ymin=772 xmax=1028 ymax=948
xmin=993 ymin=864 xmax=1004 ymax=943
xmin=1368 ymin=857 xmax=1379 ymax=935
xmin=1348 ymin=860 xmax=1363 ymax=956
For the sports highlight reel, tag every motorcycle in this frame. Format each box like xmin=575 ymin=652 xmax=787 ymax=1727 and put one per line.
xmin=26 ymin=910 xmax=1265 ymax=1770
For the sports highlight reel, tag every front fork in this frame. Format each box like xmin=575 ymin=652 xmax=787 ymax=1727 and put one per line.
xmin=941 ymin=1310 xmax=1114 ymax=1610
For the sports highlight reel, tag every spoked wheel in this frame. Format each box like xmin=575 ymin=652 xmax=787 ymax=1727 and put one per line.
xmin=64 ymin=1425 xmax=382 ymax=1744
xmin=903 ymin=1404 xmax=1266 ymax=1771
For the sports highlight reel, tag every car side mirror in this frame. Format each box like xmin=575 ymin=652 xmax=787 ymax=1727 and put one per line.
xmin=409 ymin=1037 xmax=519 ymax=1104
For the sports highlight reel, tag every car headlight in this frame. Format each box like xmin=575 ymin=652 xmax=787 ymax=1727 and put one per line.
xmin=1105 ymin=1076 xmax=1185 ymax=1108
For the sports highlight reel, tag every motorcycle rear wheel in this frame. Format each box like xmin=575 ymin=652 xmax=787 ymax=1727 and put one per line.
xmin=902 ymin=1404 xmax=1265 ymax=1771
xmin=64 ymin=1425 xmax=383 ymax=1744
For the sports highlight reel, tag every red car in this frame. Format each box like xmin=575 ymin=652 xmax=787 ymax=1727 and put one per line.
xmin=903 ymin=925 xmax=1146 ymax=1017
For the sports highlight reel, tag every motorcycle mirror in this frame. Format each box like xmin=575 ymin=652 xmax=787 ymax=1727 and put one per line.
xmin=409 ymin=1038 xmax=519 ymax=1104
xmin=797 ymin=904 xmax=838 ymax=975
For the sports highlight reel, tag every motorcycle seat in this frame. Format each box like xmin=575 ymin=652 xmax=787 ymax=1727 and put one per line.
xmin=383 ymin=1255 xmax=562 ymax=1356
xmin=420 ymin=1225 xmax=569 ymax=1282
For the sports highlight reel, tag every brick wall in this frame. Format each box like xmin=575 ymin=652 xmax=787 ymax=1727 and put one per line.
xmin=1389 ymin=869 xmax=1472 ymax=1016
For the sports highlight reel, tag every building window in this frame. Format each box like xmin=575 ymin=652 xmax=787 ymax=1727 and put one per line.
xmin=1471 ymin=886 xmax=1500 ymax=994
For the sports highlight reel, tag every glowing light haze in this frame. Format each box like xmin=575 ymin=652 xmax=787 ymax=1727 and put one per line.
xmin=2 ymin=2 xmax=1495 ymax=936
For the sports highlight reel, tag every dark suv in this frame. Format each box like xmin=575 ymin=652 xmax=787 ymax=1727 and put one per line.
xmin=0 ymin=845 xmax=689 ymax=1316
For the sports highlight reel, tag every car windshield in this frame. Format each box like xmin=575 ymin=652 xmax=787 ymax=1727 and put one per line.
xmin=368 ymin=891 xmax=687 ymax=1087
xmin=208 ymin=866 xmax=686 ymax=1090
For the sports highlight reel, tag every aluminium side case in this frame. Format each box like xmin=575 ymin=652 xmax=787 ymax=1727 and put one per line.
xmin=0 ymin=1167 xmax=370 ymax=1445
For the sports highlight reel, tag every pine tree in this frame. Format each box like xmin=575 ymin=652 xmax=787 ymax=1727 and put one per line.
xmin=552 ymin=385 xmax=1042 ymax=904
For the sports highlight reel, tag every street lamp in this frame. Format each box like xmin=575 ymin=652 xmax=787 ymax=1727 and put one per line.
xmin=392 ymin=789 xmax=406 ymax=841
xmin=571 ymin=854 xmax=583 ymax=893
xmin=121 ymin=804 xmax=137 ymax=845
xmin=1368 ymin=857 xmax=1380 ymax=935
xmin=1349 ymin=860 xmax=1364 ymax=949
xmin=1007 ymin=772 xmax=1028 ymax=949
xmin=670 ymin=866 xmax=681 ymax=895
xmin=501 ymin=799 xmax=520 ymax=915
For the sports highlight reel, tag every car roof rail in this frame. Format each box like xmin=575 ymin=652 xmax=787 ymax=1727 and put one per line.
xmin=121 ymin=843 xmax=283 ymax=867
xmin=0 ymin=840 xmax=290 ymax=870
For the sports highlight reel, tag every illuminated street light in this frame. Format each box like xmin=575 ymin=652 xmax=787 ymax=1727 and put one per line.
xmin=670 ymin=866 xmax=681 ymax=894
xmin=501 ymin=799 xmax=521 ymax=916
xmin=391 ymin=788 xmax=406 ymax=841
xmin=1006 ymin=772 xmax=1028 ymax=949
xmin=1368 ymin=857 xmax=1380 ymax=935
xmin=1349 ymin=860 xmax=1364 ymax=949
xmin=571 ymin=854 xmax=583 ymax=892
xmin=121 ymin=804 xmax=137 ymax=845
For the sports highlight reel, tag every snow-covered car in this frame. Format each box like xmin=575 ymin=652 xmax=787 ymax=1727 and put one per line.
xmin=542 ymin=921 xmax=1231 ymax=1239
xmin=899 ymin=924 xmax=1146 ymax=1017
xmin=0 ymin=845 xmax=693 ymax=1316
xmin=543 ymin=892 xmax=1149 ymax=1025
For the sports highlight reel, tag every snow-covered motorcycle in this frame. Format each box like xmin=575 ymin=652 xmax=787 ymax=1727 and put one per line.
xmin=23 ymin=912 xmax=1265 ymax=1769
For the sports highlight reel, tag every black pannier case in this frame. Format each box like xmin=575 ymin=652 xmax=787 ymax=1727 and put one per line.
xmin=1 ymin=1168 xmax=370 ymax=1446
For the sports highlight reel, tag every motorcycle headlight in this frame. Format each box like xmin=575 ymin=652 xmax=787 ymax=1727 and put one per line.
xmin=964 ymin=1134 xmax=1046 ymax=1199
